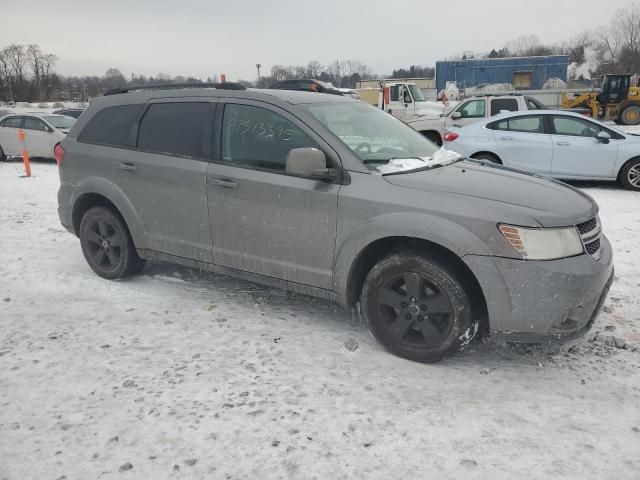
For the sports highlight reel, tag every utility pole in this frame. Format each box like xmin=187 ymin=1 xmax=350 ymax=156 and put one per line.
xmin=256 ymin=63 xmax=261 ymax=87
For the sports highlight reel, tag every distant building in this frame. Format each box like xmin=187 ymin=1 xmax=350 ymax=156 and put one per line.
xmin=435 ymin=56 xmax=570 ymax=92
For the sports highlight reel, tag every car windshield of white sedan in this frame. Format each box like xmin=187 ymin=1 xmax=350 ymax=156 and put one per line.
xmin=306 ymin=102 xmax=460 ymax=173
xmin=45 ymin=116 xmax=76 ymax=129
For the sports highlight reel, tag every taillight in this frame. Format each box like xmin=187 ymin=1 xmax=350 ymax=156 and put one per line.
xmin=443 ymin=132 xmax=459 ymax=142
xmin=54 ymin=143 xmax=65 ymax=166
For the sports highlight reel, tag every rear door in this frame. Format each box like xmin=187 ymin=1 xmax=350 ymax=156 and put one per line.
xmin=489 ymin=98 xmax=519 ymax=116
xmin=549 ymin=115 xmax=619 ymax=178
xmin=115 ymin=101 xmax=214 ymax=262
xmin=488 ymin=114 xmax=553 ymax=173
xmin=0 ymin=116 xmax=24 ymax=155
xmin=206 ymin=100 xmax=339 ymax=289
xmin=22 ymin=116 xmax=55 ymax=157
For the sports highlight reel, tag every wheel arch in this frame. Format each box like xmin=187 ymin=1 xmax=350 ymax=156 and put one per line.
xmin=617 ymin=155 xmax=640 ymax=182
xmin=70 ymin=178 xmax=147 ymax=249
xmin=343 ymin=236 xmax=490 ymax=336
xmin=470 ymin=151 xmax=503 ymax=164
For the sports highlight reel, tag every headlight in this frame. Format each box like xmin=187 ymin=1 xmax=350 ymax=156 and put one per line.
xmin=498 ymin=224 xmax=584 ymax=260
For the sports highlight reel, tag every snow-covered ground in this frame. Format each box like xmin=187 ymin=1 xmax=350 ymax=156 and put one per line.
xmin=1 ymin=161 xmax=639 ymax=479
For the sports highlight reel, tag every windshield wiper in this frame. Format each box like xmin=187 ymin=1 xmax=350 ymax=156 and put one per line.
xmin=363 ymin=156 xmax=425 ymax=164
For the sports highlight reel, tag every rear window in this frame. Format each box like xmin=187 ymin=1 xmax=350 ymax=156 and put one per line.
xmin=490 ymin=98 xmax=519 ymax=116
xmin=78 ymin=104 xmax=143 ymax=147
xmin=137 ymin=102 xmax=213 ymax=159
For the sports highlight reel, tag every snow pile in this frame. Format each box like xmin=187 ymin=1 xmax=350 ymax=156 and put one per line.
xmin=0 ymin=163 xmax=639 ymax=479
xmin=543 ymin=78 xmax=567 ymax=90
xmin=465 ymin=83 xmax=514 ymax=95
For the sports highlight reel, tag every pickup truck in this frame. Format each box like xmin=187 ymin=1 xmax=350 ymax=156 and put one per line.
xmin=406 ymin=94 xmax=546 ymax=145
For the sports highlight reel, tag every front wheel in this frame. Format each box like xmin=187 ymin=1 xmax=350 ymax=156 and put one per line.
xmin=620 ymin=158 xmax=640 ymax=191
xmin=0 ymin=144 xmax=5 ymax=162
xmin=79 ymin=206 xmax=146 ymax=279
xmin=361 ymin=251 xmax=477 ymax=363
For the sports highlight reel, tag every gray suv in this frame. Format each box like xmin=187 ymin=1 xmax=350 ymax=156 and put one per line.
xmin=56 ymin=84 xmax=614 ymax=363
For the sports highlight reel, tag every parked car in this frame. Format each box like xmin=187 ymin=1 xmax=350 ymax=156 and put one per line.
xmin=0 ymin=109 xmax=14 ymax=118
xmin=53 ymin=108 xmax=85 ymax=119
xmin=56 ymin=84 xmax=613 ymax=363
xmin=269 ymin=79 xmax=343 ymax=95
xmin=407 ymin=94 xmax=546 ymax=146
xmin=0 ymin=113 xmax=76 ymax=160
xmin=443 ymin=110 xmax=640 ymax=191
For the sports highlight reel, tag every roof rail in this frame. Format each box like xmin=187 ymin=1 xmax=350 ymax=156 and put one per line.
xmin=104 ymin=82 xmax=246 ymax=96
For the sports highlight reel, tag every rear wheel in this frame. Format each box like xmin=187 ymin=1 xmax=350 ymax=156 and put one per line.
xmin=361 ymin=251 xmax=477 ymax=363
xmin=620 ymin=158 xmax=640 ymax=191
xmin=619 ymin=105 xmax=640 ymax=125
xmin=471 ymin=152 xmax=501 ymax=164
xmin=79 ymin=206 xmax=146 ymax=279
xmin=422 ymin=131 xmax=442 ymax=147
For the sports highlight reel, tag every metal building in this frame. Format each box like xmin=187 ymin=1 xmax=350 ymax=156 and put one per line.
xmin=435 ymin=56 xmax=570 ymax=92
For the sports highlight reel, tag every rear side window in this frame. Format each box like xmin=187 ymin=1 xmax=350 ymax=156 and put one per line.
xmin=78 ymin=104 xmax=143 ymax=147
xmin=137 ymin=103 xmax=213 ymax=159
xmin=488 ymin=116 xmax=544 ymax=133
xmin=490 ymin=98 xmax=519 ymax=116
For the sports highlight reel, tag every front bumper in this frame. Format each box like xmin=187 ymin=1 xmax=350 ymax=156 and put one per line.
xmin=463 ymin=234 xmax=614 ymax=342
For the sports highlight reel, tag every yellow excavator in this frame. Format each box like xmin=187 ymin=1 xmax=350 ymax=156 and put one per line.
xmin=561 ymin=74 xmax=640 ymax=125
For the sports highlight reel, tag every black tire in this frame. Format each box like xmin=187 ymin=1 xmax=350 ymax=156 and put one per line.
xmin=422 ymin=131 xmax=442 ymax=147
xmin=0 ymin=144 xmax=5 ymax=162
xmin=471 ymin=152 xmax=501 ymax=164
xmin=619 ymin=158 xmax=640 ymax=191
xmin=619 ymin=105 xmax=640 ymax=125
xmin=361 ymin=251 xmax=476 ymax=363
xmin=79 ymin=206 xmax=146 ymax=279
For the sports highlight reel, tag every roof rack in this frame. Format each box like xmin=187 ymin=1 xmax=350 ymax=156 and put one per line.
xmin=104 ymin=82 xmax=246 ymax=96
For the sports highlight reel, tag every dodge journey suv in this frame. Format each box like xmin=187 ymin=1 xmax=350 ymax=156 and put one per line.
xmin=56 ymin=83 xmax=614 ymax=363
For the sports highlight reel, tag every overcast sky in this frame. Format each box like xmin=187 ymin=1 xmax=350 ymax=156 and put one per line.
xmin=0 ymin=0 xmax=637 ymax=81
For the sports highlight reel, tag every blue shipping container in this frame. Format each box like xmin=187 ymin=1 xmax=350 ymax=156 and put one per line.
xmin=435 ymin=56 xmax=570 ymax=92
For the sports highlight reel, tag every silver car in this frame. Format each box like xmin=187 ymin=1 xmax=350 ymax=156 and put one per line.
xmin=443 ymin=110 xmax=640 ymax=190
xmin=0 ymin=113 xmax=75 ymax=160
xmin=56 ymin=84 xmax=614 ymax=363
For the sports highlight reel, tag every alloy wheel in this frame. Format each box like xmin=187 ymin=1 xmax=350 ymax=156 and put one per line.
xmin=85 ymin=218 xmax=124 ymax=270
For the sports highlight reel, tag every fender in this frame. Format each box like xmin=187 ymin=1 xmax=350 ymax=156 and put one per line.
xmin=332 ymin=211 xmax=491 ymax=296
xmin=71 ymin=176 xmax=148 ymax=250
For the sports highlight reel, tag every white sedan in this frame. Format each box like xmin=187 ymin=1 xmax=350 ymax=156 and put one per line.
xmin=443 ymin=110 xmax=640 ymax=190
xmin=0 ymin=113 xmax=75 ymax=160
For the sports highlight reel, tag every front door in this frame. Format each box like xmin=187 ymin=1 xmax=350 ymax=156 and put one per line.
xmin=115 ymin=101 xmax=214 ymax=262
xmin=550 ymin=115 xmax=619 ymax=178
xmin=489 ymin=115 xmax=553 ymax=174
xmin=445 ymin=98 xmax=486 ymax=129
xmin=22 ymin=116 xmax=55 ymax=157
xmin=206 ymin=101 xmax=339 ymax=289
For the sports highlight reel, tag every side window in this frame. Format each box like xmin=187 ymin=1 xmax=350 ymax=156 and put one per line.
xmin=490 ymin=98 xmax=519 ymax=116
xmin=78 ymin=104 xmax=143 ymax=147
xmin=526 ymin=98 xmax=542 ymax=110
xmin=552 ymin=116 xmax=594 ymax=137
xmin=23 ymin=118 xmax=48 ymax=132
xmin=222 ymin=104 xmax=319 ymax=172
xmin=1 ymin=117 xmax=23 ymax=128
xmin=402 ymin=87 xmax=412 ymax=103
xmin=137 ymin=103 xmax=213 ymax=159
xmin=488 ymin=116 xmax=544 ymax=133
xmin=457 ymin=100 xmax=486 ymax=118
xmin=390 ymin=86 xmax=399 ymax=102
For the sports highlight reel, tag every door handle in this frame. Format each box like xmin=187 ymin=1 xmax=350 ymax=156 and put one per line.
xmin=556 ymin=141 xmax=571 ymax=146
xmin=118 ymin=162 xmax=137 ymax=171
xmin=501 ymin=136 xmax=513 ymax=141
xmin=207 ymin=177 xmax=238 ymax=188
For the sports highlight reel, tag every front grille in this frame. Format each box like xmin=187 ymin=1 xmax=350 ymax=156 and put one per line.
xmin=576 ymin=218 xmax=597 ymax=235
xmin=576 ymin=217 xmax=602 ymax=259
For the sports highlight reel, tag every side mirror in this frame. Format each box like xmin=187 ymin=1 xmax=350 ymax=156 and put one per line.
xmin=285 ymin=148 xmax=334 ymax=179
xmin=451 ymin=111 xmax=462 ymax=120
xmin=596 ymin=131 xmax=611 ymax=144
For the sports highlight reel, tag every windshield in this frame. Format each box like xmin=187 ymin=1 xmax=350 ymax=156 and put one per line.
xmin=306 ymin=102 xmax=460 ymax=173
xmin=45 ymin=115 xmax=76 ymax=129
xmin=407 ymin=84 xmax=426 ymax=102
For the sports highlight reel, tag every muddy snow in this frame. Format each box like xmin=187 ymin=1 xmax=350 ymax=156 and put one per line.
xmin=1 ymin=161 xmax=639 ymax=479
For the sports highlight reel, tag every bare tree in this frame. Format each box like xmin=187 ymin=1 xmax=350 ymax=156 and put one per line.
xmin=0 ymin=47 xmax=14 ymax=103
xmin=26 ymin=44 xmax=43 ymax=101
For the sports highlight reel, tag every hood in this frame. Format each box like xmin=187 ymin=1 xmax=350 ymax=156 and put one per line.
xmin=383 ymin=160 xmax=597 ymax=227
